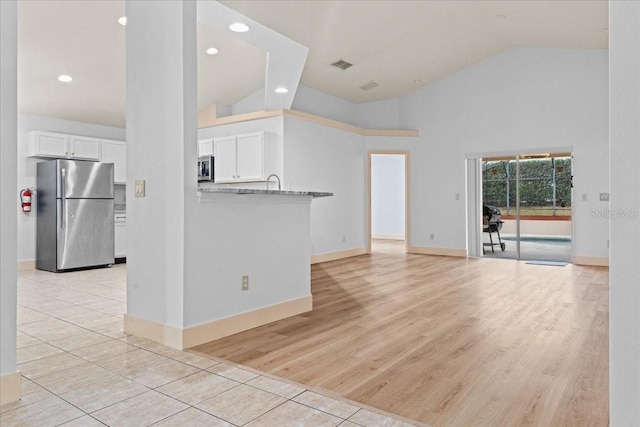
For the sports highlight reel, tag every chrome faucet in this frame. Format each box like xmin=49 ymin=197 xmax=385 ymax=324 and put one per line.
xmin=266 ymin=174 xmax=281 ymax=191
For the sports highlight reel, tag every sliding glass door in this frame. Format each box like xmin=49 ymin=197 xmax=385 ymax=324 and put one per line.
xmin=481 ymin=153 xmax=573 ymax=262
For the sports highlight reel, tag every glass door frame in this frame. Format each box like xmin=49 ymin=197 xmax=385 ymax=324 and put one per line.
xmin=466 ymin=147 xmax=574 ymax=260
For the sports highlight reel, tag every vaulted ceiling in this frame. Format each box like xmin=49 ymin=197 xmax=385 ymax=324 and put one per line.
xmin=17 ymin=0 xmax=608 ymax=128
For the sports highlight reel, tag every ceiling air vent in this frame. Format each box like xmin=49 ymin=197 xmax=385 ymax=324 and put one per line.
xmin=330 ymin=59 xmax=353 ymax=70
xmin=359 ymin=80 xmax=379 ymax=91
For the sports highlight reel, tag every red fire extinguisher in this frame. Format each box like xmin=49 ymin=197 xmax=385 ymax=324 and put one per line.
xmin=20 ymin=188 xmax=32 ymax=213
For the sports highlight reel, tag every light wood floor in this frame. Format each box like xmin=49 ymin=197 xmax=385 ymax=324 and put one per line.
xmin=193 ymin=240 xmax=609 ymax=426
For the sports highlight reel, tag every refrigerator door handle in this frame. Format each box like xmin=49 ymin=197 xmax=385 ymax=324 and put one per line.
xmin=61 ymin=168 xmax=66 ymax=229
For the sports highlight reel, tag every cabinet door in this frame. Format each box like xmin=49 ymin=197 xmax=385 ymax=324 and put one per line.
xmin=102 ymin=140 xmax=127 ymax=183
xmin=236 ymin=133 xmax=263 ymax=181
xmin=69 ymin=136 xmax=101 ymax=160
xmin=214 ymin=136 xmax=237 ymax=182
xmin=114 ymin=219 xmax=127 ymax=258
xmin=29 ymin=131 xmax=68 ymax=158
xmin=198 ymin=139 xmax=214 ymax=157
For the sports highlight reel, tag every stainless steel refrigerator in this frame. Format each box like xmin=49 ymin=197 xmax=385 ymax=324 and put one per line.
xmin=36 ymin=160 xmax=115 ymax=272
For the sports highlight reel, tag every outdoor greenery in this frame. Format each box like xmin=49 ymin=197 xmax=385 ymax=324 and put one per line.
xmin=483 ymin=157 xmax=572 ymax=216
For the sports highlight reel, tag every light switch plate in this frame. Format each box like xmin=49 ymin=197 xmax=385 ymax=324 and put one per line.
xmin=135 ymin=180 xmax=145 ymax=197
xmin=599 ymin=193 xmax=609 ymax=202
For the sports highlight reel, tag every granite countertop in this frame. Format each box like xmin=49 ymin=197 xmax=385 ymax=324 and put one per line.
xmin=197 ymin=187 xmax=333 ymax=198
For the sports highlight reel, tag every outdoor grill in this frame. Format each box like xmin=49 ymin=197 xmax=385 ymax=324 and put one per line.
xmin=483 ymin=204 xmax=505 ymax=253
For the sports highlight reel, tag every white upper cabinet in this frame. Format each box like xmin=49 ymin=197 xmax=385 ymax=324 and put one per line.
xmin=213 ymin=132 xmax=264 ymax=183
xmin=214 ymin=136 xmax=237 ymax=182
xmin=68 ymin=135 xmax=102 ymax=160
xmin=198 ymin=139 xmax=214 ymax=157
xmin=236 ymin=133 xmax=264 ymax=182
xmin=102 ymin=139 xmax=127 ymax=183
xmin=28 ymin=131 xmax=101 ymax=161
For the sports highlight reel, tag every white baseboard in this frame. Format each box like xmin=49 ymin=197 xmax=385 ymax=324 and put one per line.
xmin=124 ymin=295 xmax=312 ymax=350
xmin=572 ymin=256 xmax=609 ymax=267
xmin=17 ymin=261 xmax=35 ymax=271
xmin=311 ymin=247 xmax=368 ymax=264
xmin=0 ymin=372 xmax=22 ymax=405
xmin=407 ymin=246 xmax=467 ymax=257
xmin=371 ymin=234 xmax=405 ymax=241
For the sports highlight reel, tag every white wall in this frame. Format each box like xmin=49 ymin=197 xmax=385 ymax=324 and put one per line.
xmin=609 ymin=1 xmax=640 ymax=424
xmin=184 ymin=194 xmax=311 ymax=327
xmin=126 ymin=0 xmax=197 ymax=328
xmin=16 ymin=115 xmax=125 ymax=262
xmin=231 ymin=88 xmax=265 ymax=115
xmin=283 ymin=116 xmax=366 ymax=255
xmin=292 ymin=85 xmax=357 ymax=125
xmin=394 ymin=47 xmax=609 ymax=255
xmin=1 ymin=0 xmax=18 ymax=379
xmin=371 ymin=154 xmax=405 ymax=238
xmin=355 ymin=98 xmax=400 ymax=129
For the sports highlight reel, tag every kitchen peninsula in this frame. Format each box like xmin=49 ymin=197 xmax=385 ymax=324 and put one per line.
xmin=198 ymin=186 xmax=332 ymax=198
xmin=127 ymin=184 xmax=333 ymax=350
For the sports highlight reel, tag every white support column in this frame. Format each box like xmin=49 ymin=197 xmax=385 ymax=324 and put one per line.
xmin=0 ymin=0 xmax=21 ymax=405
xmin=609 ymin=1 xmax=640 ymax=424
xmin=124 ymin=0 xmax=197 ymax=348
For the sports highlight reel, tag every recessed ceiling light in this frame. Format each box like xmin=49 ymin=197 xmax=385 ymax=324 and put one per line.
xmin=58 ymin=75 xmax=72 ymax=83
xmin=206 ymin=47 xmax=219 ymax=55
xmin=229 ymin=23 xmax=249 ymax=33
xmin=118 ymin=16 xmax=127 ymax=26
xmin=275 ymin=87 xmax=289 ymax=94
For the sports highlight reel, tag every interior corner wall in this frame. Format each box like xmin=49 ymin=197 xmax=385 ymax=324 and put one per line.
xmin=609 ymin=1 xmax=640 ymax=424
xmin=231 ymin=88 xmax=265 ymax=116
xmin=355 ymin=99 xmax=401 ymax=129
xmin=16 ymin=115 xmax=125 ymax=262
xmin=395 ymin=47 xmax=609 ymax=255
xmin=292 ymin=85 xmax=357 ymax=125
xmin=283 ymin=116 xmax=366 ymax=256
xmin=1 ymin=0 xmax=18 ymax=378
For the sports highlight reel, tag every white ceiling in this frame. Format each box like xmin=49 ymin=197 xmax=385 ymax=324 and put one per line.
xmin=17 ymin=0 xmax=608 ymax=128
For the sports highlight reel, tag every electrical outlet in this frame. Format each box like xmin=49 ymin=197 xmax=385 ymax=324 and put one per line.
xmin=242 ymin=275 xmax=249 ymax=291
xmin=430 ymin=233 xmax=435 ymax=240
xmin=582 ymin=193 xmax=588 ymax=202
xmin=455 ymin=193 xmax=460 ymax=201
xmin=135 ymin=180 xmax=145 ymax=197
xmin=342 ymin=235 xmax=346 ymax=243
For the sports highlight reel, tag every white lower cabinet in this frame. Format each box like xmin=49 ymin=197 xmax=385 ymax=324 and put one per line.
xmin=114 ymin=215 xmax=127 ymax=258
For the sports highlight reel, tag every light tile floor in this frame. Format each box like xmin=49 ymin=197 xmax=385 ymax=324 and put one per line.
xmin=2 ymin=265 xmax=423 ymax=427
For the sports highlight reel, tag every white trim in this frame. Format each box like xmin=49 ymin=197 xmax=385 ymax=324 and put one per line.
xmin=0 ymin=372 xmax=22 ymax=405
xmin=371 ymin=234 xmax=405 ymax=241
xmin=572 ymin=256 xmax=609 ymax=267
xmin=124 ymin=296 xmax=312 ymax=350
xmin=311 ymin=247 xmax=368 ymax=264
xmin=17 ymin=260 xmax=35 ymax=271
xmin=464 ymin=146 xmax=574 ymax=160
xmin=408 ymin=246 xmax=468 ymax=257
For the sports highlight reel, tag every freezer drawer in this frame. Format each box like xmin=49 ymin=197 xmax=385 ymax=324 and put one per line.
xmin=57 ymin=198 xmax=114 ymax=270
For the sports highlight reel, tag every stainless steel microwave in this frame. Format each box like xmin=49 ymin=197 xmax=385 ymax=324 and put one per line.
xmin=198 ymin=156 xmax=214 ymax=182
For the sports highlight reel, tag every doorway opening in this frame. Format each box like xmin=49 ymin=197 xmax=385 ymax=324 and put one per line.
xmin=479 ymin=152 xmax=573 ymax=262
xmin=368 ymin=151 xmax=409 ymax=254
